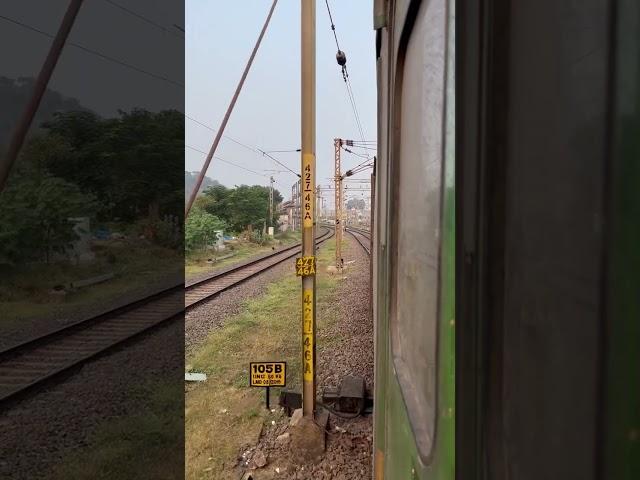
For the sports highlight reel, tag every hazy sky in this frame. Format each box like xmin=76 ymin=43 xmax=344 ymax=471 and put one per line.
xmin=1 ymin=1 xmax=374 ymax=206
xmin=186 ymin=0 xmax=376 ymax=204
xmin=0 ymin=1 xmax=183 ymax=116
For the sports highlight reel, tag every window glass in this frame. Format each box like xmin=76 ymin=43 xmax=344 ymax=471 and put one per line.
xmin=390 ymin=0 xmax=446 ymax=458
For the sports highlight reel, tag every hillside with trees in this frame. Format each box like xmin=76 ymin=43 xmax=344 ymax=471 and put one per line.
xmin=184 ymin=171 xmax=220 ymax=201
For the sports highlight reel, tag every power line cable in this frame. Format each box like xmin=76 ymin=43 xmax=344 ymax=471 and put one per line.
xmin=186 ymin=145 xmax=266 ymax=177
xmin=101 ymin=0 xmax=184 ymax=39
xmin=258 ymin=149 xmax=300 ymax=178
xmin=345 ymin=77 xmax=366 ymax=143
xmin=350 ymin=159 xmax=373 ymax=172
xmin=184 ymin=114 xmax=257 ymax=153
xmin=323 ymin=0 xmax=341 ymax=50
xmin=347 ymin=144 xmax=377 ymax=151
xmin=0 ymin=13 xmax=183 ymax=87
xmin=322 ymin=1 xmax=369 ymax=156
xmin=185 ymin=114 xmax=299 ymax=177
xmin=342 ymin=146 xmax=369 ymax=159
xmin=264 ymin=149 xmax=301 ymax=153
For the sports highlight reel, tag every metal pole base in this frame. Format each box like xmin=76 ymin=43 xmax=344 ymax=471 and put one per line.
xmin=290 ymin=408 xmax=329 ymax=463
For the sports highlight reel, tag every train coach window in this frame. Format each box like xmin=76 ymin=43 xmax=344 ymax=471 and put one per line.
xmin=390 ymin=0 xmax=446 ymax=460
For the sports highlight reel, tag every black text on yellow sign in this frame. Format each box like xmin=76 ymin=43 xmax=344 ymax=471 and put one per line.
xmin=302 ymin=289 xmax=314 ymax=382
xmin=302 ymin=154 xmax=314 ymax=228
xmin=249 ymin=362 xmax=286 ymax=387
xmin=295 ymin=256 xmax=316 ymax=276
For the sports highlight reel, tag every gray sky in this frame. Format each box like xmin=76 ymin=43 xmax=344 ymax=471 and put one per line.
xmin=0 ymin=0 xmax=183 ymax=116
xmin=185 ymin=0 xmax=376 ymax=204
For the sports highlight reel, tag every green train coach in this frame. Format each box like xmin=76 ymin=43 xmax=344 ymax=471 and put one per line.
xmin=371 ymin=0 xmax=639 ymax=479
xmin=372 ymin=0 xmax=455 ymax=478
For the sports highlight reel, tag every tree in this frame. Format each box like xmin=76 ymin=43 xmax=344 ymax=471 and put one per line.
xmin=0 ymin=159 xmax=96 ymax=264
xmin=41 ymin=109 xmax=184 ymax=223
xmin=347 ymin=198 xmax=367 ymax=210
xmin=185 ymin=208 xmax=226 ymax=252
xmin=346 ymin=198 xmax=366 ymax=210
xmin=200 ymin=184 xmax=282 ymax=233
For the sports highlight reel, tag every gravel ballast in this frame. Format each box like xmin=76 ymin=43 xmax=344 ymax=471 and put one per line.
xmin=241 ymin=234 xmax=374 ymax=479
xmin=185 ymin=259 xmax=293 ymax=359
xmin=0 ymin=318 xmax=184 ymax=480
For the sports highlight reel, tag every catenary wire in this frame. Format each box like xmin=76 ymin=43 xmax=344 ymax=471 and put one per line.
xmin=186 ymin=145 xmax=266 ymax=177
xmin=101 ymin=0 xmax=184 ymax=39
xmin=0 ymin=14 xmax=183 ymax=88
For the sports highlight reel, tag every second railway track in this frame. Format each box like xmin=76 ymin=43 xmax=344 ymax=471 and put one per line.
xmin=346 ymin=226 xmax=371 ymax=255
xmin=0 ymin=227 xmax=333 ymax=406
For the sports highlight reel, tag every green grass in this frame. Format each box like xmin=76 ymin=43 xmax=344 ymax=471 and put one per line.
xmin=185 ymin=241 xmax=338 ymax=479
xmin=0 ymin=240 xmax=181 ymax=328
xmin=185 ymin=231 xmax=301 ymax=280
xmin=52 ymin=382 xmax=184 ymax=480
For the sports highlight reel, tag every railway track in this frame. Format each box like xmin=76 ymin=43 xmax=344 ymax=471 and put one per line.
xmin=0 ymin=227 xmax=333 ymax=406
xmin=185 ymin=227 xmax=332 ymax=307
xmin=346 ymin=226 xmax=371 ymax=255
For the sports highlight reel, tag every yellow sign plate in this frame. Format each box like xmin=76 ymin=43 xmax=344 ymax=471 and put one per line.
xmin=295 ymin=256 xmax=316 ymax=276
xmin=302 ymin=153 xmax=315 ymax=228
xmin=249 ymin=362 xmax=286 ymax=387
xmin=302 ymin=289 xmax=314 ymax=381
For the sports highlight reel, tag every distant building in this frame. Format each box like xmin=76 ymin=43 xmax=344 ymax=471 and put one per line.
xmin=278 ymin=200 xmax=295 ymax=231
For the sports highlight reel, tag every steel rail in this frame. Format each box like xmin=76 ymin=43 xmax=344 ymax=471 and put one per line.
xmin=0 ymin=227 xmax=333 ymax=407
xmin=345 ymin=226 xmax=370 ymax=255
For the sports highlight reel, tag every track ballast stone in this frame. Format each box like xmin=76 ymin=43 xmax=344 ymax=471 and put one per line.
xmin=245 ymin=234 xmax=374 ymax=479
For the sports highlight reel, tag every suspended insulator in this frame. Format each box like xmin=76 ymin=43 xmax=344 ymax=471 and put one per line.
xmin=336 ymin=50 xmax=347 ymax=66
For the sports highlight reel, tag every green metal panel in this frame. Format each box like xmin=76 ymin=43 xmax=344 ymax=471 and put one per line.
xmin=373 ymin=0 xmax=455 ymax=477
xmin=603 ymin=0 xmax=640 ymax=476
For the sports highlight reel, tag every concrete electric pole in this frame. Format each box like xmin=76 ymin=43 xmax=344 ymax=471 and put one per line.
xmin=300 ymin=0 xmax=317 ymax=419
xmin=293 ymin=0 xmax=327 ymax=461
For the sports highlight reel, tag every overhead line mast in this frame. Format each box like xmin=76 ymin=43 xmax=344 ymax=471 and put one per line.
xmin=334 ymin=138 xmax=343 ymax=271
xmin=300 ymin=0 xmax=317 ymax=421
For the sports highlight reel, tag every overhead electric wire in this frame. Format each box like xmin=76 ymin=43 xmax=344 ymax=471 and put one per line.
xmin=322 ymin=1 xmax=370 ymax=157
xmin=186 ymin=145 xmax=266 ymax=178
xmin=101 ymin=0 xmax=184 ymax=39
xmin=184 ymin=114 xmax=257 ymax=153
xmin=346 ymin=144 xmax=377 ymax=151
xmin=258 ymin=149 xmax=300 ymax=178
xmin=344 ymin=160 xmax=374 ymax=177
xmin=185 ymin=114 xmax=299 ymax=178
xmin=346 ymin=163 xmax=373 ymax=176
xmin=346 ymin=153 xmax=374 ymax=172
xmin=342 ymin=146 xmax=370 ymax=159
xmin=345 ymin=77 xmax=367 ymax=150
xmin=324 ymin=0 xmax=340 ymax=50
xmin=0 ymin=13 xmax=184 ymax=88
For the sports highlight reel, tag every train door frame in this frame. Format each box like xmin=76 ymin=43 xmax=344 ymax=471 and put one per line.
xmin=456 ymin=1 xmax=640 ymax=479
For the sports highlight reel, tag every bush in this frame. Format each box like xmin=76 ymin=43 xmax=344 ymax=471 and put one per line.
xmin=185 ymin=209 xmax=226 ymax=252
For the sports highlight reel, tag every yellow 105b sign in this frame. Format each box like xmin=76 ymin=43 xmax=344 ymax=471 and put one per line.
xmin=249 ymin=362 xmax=286 ymax=387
